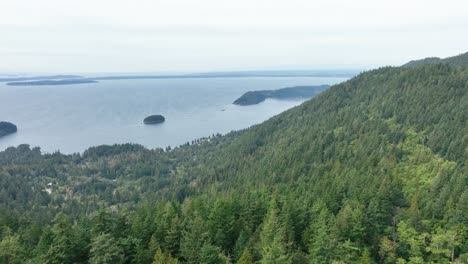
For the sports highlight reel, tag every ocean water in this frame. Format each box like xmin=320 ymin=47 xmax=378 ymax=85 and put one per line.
xmin=0 ymin=77 xmax=346 ymax=153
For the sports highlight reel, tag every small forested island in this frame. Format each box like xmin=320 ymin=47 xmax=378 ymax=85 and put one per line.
xmin=233 ymin=85 xmax=330 ymax=106
xmin=7 ymin=79 xmax=98 ymax=86
xmin=143 ymin=115 xmax=165 ymax=124
xmin=0 ymin=121 xmax=17 ymax=137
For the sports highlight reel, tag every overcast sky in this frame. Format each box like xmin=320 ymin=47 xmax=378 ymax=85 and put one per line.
xmin=1 ymin=0 xmax=468 ymax=73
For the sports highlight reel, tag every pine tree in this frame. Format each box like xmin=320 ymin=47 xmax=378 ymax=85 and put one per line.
xmin=89 ymin=233 xmax=124 ymax=264
xmin=359 ymin=248 xmax=372 ymax=264
xmin=260 ymin=199 xmax=291 ymax=264
xmin=153 ymin=247 xmax=178 ymax=264
xmin=308 ymin=203 xmax=334 ymax=264
xmin=199 ymin=243 xmax=229 ymax=264
xmin=237 ymin=247 xmax=254 ymax=264
xmin=180 ymin=215 xmax=209 ymax=263
xmin=44 ymin=213 xmax=82 ymax=264
xmin=0 ymin=233 xmax=23 ymax=264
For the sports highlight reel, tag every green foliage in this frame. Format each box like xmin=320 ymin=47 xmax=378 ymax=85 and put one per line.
xmin=359 ymin=248 xmax=372 ymax=264
xmin=180 ymin=214 xmax=209 ymax=263
xmin=237 ymin=247 xmax=254 ymax=264
xmin=199 ymin=243 xmax=229 ymax=264
xmin=307 ymin=202 xmax=335 ymax=263
xmin=89 ymin=233 xmax=124 ymax=264
xmin=0 ymin=233 xmax=23 ymax=264
xmin=43 ymin=213 xmax=89 ymax=264
xmin=153 ymin=247 xmax=178 ymax=264
xmin=260 ymin=199 xmax=291 ymax=263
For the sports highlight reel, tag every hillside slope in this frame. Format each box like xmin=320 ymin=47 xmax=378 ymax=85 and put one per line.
xmin=0 ymin=57 xmax=467 ymax=263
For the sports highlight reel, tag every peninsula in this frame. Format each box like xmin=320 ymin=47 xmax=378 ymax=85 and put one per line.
xmin=233 ymin=85 xmax=330 ymax=106
xmin=0 ymin=121 xmax=17 ymax=137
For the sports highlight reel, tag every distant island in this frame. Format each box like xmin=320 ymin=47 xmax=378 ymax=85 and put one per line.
xmin=7 ymin=79 xmax=97 ymax=86
xmin=0 ymin=121 xmax=17 ymax=137
xmin=3 ymin=70 xmax=358 ymax=86
xmin=92 ymin=70 xmax=359 ymax=80
xmin=0 ymin=75 xmax=82 ymax=82
xmin=233 ymin=85 xmax=330 ymax=106
xmin=144 ymin=115 xmax=165 ymax=124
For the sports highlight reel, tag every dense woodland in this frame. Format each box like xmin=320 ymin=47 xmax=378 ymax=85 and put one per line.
xmin=0 ymin=55 xmax=467 ymax=263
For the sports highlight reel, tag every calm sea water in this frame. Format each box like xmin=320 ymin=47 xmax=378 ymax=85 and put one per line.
xmin=0 ymin=77 xmax=346 ymax=153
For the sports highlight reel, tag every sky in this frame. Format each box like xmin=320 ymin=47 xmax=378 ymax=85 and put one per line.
xmin=1 ymin=0 xmax=468 ymax=73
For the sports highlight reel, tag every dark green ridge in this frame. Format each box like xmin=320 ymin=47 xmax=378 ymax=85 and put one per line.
xmin=403 ymin=51 xmax=468 ymax=67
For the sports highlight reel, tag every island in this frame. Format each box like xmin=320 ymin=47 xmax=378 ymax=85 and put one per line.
xmin=233 ymin=85 xmax=330 ymax=106
xmin=0 ymin=121 xmax=17 ymax=137
xmin=0 ymin=75 xmax=82 ymax=82
xmin=7 ymin=79 xmax=97 ymax=86
xmin=144 ymin=115 xmax=165 ymax=125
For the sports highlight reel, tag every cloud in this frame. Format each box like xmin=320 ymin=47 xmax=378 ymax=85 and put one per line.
xmin=0 ymin=0 xmax=467 ymax=72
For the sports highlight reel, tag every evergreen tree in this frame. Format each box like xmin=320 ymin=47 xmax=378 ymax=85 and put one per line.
xmin=0 ymin=233 xmax=23 ymax=264
xmin=308 ymin=203 xmax=334 ymax=264
xmin=199 ymin=243 xmax=229 ymax=264
xmin=237 ymin=247 xmax=254 ymax=264
xmin=359 ymin=248 xmax=372 ymax=264
xmin=260 ymin=199 xmax=291 ymax=264
xmin=153 ymin=247 xmax=178 ymax=264
xmin=89 ymin=233 xmax=124 ymax=264
xmin=43 ymin=213 xmax=87 ymax=264
xmin=180 ymin=215 xmax=209 ymax=263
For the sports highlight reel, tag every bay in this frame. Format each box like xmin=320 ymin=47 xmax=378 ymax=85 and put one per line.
xmin=0 ymin=76 xmax=346 ymax=153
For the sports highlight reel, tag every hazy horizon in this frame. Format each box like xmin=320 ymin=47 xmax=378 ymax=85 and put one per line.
xmin=1 ymin=0 xmax=468 ymax=73
xmin=0 ymin=69 xmax=363 ymax=77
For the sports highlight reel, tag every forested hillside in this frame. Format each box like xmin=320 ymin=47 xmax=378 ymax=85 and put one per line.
xmin=0 ymin=56 xmax=467 ymax=263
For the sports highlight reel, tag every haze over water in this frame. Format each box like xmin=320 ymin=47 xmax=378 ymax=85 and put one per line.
xmin=0 ymin=76 xmax=346 ymax=154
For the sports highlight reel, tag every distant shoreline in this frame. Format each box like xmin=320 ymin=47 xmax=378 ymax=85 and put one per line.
xmin=7 ymin=79 xmax=97 ymax=86
xmin=2 ymin=70 xmax=359 ymax=86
